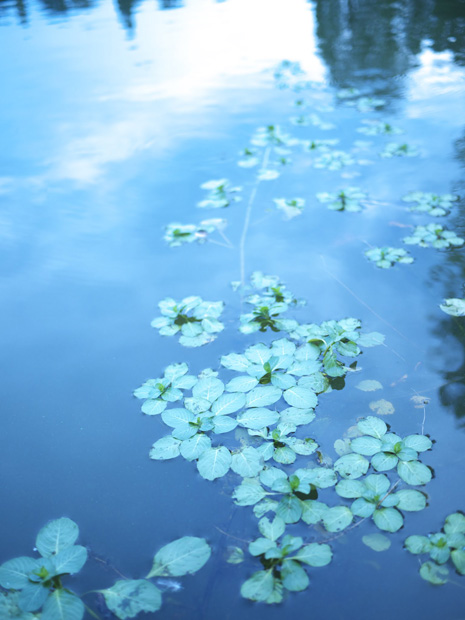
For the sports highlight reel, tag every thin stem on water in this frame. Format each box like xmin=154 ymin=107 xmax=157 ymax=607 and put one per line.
xmin=239 ymin=147 xmax=271 ymax=290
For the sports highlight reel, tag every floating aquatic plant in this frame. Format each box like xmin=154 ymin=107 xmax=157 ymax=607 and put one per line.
xmin=164 ymin=219 xmax=227 ymax=247
xmin=0 ymin=518 xmax=210 ymax=620
xmin=316 ymin=187 xmax=367 ymax=212
xmin=241 ymin=516 xmax=332 ymax=603
xmin=134 ymin=362 xmax=198 ymax=416
xmin=314 ymin=150 xmax=355 ymax=170
xmin=365 ymin=246 xmax=414 ymax=268
xmin=440 ymin=298 xmax=465 ymax=317
xmin=380 ymin=142 xmax=419 ymax=158
xmin=302 ymin=138 xmax=339 ymax=153
xmin=357 ymin=120 xmax=403 ymax=136
xmin=405 ymin=513 xmax=465 ymax=584
xmin=402 ymin=191 xmax=458 ymax=216
xmin=251 ymin=125 xmax=297 ymax=148
xmin=238 ymin=147 xmax=260 ymax=168
xmin=151 ymin=297 xmax=224 ymax=347
xmin=273 ymin=197 xmax=305 ymax=219
xmin=346 ymin=416 xmax=433 ymax=484
xmin=197 ymin=179 xmax=242 ymax=209
xmin=403 ymin=224 xmax=464 ymax=249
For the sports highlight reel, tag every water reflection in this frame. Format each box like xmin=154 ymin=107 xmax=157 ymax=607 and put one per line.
xmin=312 ymin=0 xmax=465 ymax=93
xmin=0 ymin=0 xmax=183 ymax=27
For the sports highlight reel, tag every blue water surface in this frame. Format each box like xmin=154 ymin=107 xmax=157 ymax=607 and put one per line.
xmin=1 ymin=0 xmax=465 ymax=618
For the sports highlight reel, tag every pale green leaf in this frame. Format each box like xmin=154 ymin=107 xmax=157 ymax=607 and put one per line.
xmin=322 ymin=507 xmax=353 ymax=532
xmin=41 ymin=590 xmax=84 ymax=620
xmin=147 ymin=537 xmax=211 ymax=578
xmin=149 ymin=436 xmax=181 ymax=461
xmin=241 ymin=570 xmax=275 ymax=602
xmin=362 ymin=533 xmax=391 ymax=552
xmin=52 ymin=546 xmax=87 ymax=575
xmin=231 ymin=447 xmax=263 ymax=478
xmin=294 ymin=543 xmax=332 ymax=566
xmin=36 ymin=518 xmax=79 ymax=558
xmin=357 ymin=416 xmax=387 ymax=439
xmin=18 ymin=584 xmax=48 ymax=613
xmin=281 ymin=560 xmax=309 ymax=591
xmin=419 ymin=561 xmax=448 ymax=585
xmin=356 ymin=380 xmax=383 ymax=392
xmin=283 ymin=387 xmax=317 ymax=409
xmin=101 ymin=580 xmax=161 ymax=619
xmin=334 ymin=453 xmax=369 ymax=479
xmin=0 ymin=557 xmax=39 ymax=589
xmin=369 ymin=399 xmax=395 ymax=415
xmin=197 ymin=447 xmax=231 ymax=480
xmin=397 ymin=461 xmax=432 ymax=486
xmin=373 ymin=508 xmax=403 ymax=532
xmin=258 ymin=516 xmax=286 ymax=542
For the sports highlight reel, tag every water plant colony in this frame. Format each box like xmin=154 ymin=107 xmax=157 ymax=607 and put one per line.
xmin=1 ymin=61 xmax=464 ymax=619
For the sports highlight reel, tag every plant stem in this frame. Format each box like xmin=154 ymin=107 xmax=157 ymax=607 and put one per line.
xmin=239 ymin=147 xmax=271 ymax=290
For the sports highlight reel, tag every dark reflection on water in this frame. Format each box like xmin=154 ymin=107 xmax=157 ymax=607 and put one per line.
xmin=0 ymin=0 xmax=183 ymax=26
xmin=312 ymin=0 xmax=465 ymax=91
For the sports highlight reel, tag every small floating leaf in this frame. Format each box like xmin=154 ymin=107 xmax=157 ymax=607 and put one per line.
xmin=241 ymin=570 xmax=275 ymax=602
xmin=41 ymin=590 xmax=84 ymax=620
xmin=440 ymin=298 xmax=465 ymax=317
xmin=362 ymin=533 xmax=391 ymax=551
xmin=369 ymin=399 xmax=395 ymax=416
xmin=101 ymin=580 xmax=162 ymax=619
xmin=356 ymin=380 xmax=383 ymax=392
xmin=147 ymin=537 xmax=211 ymax=578
xmin=322 ymin=506 xmax=353 ymax=532
xmin=36 ymin=518 xmax=79 ymax=558
xmin=197 ymin=447 xmax=232 ymax=481
xmin=397 ymin=461 xmax=432 ymax=486
xmin=419 ymin=561 xmax=448 ymax=585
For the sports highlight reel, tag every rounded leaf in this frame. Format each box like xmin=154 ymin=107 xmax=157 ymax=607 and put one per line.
xmin=419 ymin=561 xmax=448 ymax=585
xmin=231 ymin=447 xmax=263 ymax=478
xmin=397 ymin=461 xmax=432 ymax=486
xmin=283 ymin=387 xmax=317 ymax=409
xmin=373 ymin=508 xmax=403 ymax=532
xmin=335 ymin=479 xmax=364 ymax=499
xmin=294 ymin=543 xmax=332 ymax=567
xmin=149 ymin=436 xmax=181 ymax=461
xmin=451 ymin=549 xmax=465 ymax=575
xmin=41 ymin=590 xmax=84 ymax=620
xmin=362 ymin=533 xmax=391 ymax=552
xmin=350 ymin=436 xmax=382 ymax=456
xmin=241 ymin=570 xmax=274 ymax=602
xmin=246 ymin=386 xmax=282 ymax=408
xmin=0 ymin=557 xmax=39 ymax=589
xmin=179 ymin=434 xmax=211 ymax=461
xmin=52 ymin=546 xmax=87 ymax=576
xmin=322 ymin=507 xmax=353 ymax=532
xmin=334 ymin=453 xmax=369 ymax=479
xmin=371 ymin=452 xmax=398 ymax=472
xmin=403 ymin=434 xmax=432 ymax=452
xmin=36 ymin=518 xmax=79 ymax=558
xmin=405 ymin=535 xmax=432 ymax=554
xmin=101 ymin=580 xmax=162 ymax=619
xmin=281 ymin=560 xmax=309 ymax=592
xmin=197 ymin=447 xmax=231 ymax=481
xmin=147 ymin=537 xmax=211 ymax=578
xmin=394 ymin=489 xmax=427 ymax=512
xmin=258 ymin=516 xmax=286 ymax=542
xmin=357 ymin=417 xmax=387 ymax=439
xmin=237 ymin=408 xmax=280 ymax=430
xmin=444 ymin=513 xmax=465 ymax=535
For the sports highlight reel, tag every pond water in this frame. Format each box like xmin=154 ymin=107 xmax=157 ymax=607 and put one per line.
xmin=1 ymin=0 xmax=465 ymax=618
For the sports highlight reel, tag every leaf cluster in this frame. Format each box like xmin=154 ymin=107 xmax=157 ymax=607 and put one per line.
xmin=197 ymin=179 xmax=242 ymax=209
xmin=380 ymin=142 xmax=419 ymax=158
xmin=405 ymin=513 xmax=465 ymax=584
xmin=402 ymin=191 xmax=458 ymax=216
xmin=164 ymin=219 xmax=226 ymax=247
xmin=316 ymin=187 xmax=367 ymax=212
xmin=151 ymin=296 xmax=224 ymax=347
xmin=365 ymin=246 xmax=414 ymax=268
xmin=241 ymin=515 xmax=332 ymax=603
xmin=403 ymin=224 xmax=464 ymax=249
xmin=0 ymin=519 xmax=211 ymax=620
